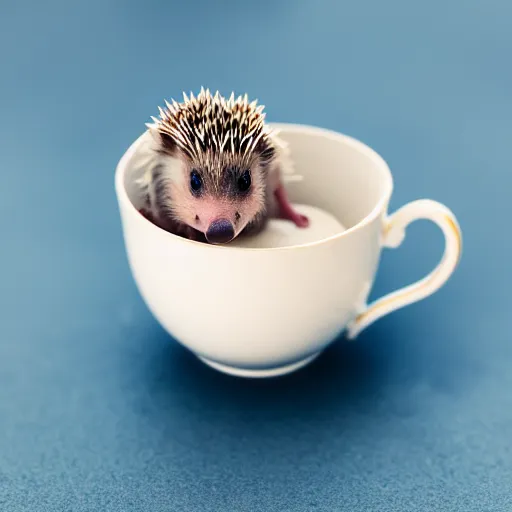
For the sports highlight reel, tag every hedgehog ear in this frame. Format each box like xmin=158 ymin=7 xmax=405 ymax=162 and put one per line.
xmin=255 ymin=139 xmax=276 ymax=166
xmin=157 ymin=131 xmax=178 ymax=154
xmin=146 ymin=124 xmax=177 ymax=154
xmin=259 ymin=145 xmax=275 ymax=163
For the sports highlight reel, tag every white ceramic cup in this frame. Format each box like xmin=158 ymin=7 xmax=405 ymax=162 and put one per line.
xmin=115 ymin=123 xmax=462 ymax=378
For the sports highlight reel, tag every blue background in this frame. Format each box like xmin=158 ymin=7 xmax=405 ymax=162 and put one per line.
xmin=1 ymin=0 xmax=510 ymax=510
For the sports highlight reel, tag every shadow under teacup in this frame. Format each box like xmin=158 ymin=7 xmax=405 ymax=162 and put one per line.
xmin=115 ymin=123 xmax=462 ymax=378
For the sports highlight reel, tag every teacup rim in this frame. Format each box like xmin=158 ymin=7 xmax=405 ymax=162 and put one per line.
xmin=115 ymin=122 xmax=394 ymax=252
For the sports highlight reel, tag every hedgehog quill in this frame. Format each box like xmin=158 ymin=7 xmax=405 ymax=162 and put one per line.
xmin=136 ymin=88 xmax=309 ymax=244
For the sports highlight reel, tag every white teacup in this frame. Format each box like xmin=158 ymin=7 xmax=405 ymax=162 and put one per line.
xmin=115 ymin=123 xmax=462 ymax=378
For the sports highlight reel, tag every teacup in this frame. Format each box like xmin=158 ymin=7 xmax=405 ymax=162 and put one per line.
xmin=115 ymin=123 xmax=462 ymax=378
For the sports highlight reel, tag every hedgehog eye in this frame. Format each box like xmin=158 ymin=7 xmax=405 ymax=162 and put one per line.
xmin=190 ymin=170 xmax=202 ymax=193
xmin=237 ymin=170 xmax=251 ymax=192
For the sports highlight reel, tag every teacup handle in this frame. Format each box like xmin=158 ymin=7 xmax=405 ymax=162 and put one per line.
xmin=347 ymin=199 xmax=462 ymax=339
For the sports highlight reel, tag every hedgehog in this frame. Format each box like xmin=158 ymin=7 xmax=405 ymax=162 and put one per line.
xmin=135 ymin=88 xmax=309 ymax=244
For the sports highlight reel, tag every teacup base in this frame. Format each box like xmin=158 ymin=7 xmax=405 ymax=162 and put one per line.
xmin=197 ymin=352 xmax=322 ymax=378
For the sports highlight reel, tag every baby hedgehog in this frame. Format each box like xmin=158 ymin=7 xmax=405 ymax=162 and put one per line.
xmin=137 ymin=88 xmax=309 ymax=244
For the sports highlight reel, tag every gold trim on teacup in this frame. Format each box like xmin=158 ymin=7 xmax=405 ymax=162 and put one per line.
xmin=353 ymin=211 xmax=462 ymax=328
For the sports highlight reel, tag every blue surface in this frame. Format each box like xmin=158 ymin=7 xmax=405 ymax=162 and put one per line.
xmin=1 ymin=1 xmax=511 ymax=510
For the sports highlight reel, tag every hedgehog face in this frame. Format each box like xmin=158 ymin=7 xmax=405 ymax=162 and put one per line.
xmin=166 ymin=151 xmax=268 ymax=243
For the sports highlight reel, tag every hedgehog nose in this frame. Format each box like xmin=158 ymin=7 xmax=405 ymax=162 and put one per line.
xmin=205 ymin=219 xmax=235 ymax=244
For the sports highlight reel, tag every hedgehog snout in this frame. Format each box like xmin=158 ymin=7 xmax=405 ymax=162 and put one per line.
xmin=205 ymin=219 xmax=235 ymax=244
